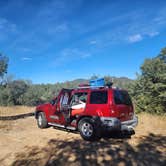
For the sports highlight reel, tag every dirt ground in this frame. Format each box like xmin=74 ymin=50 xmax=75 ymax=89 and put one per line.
xmin=0 ymin=111 xmax=166 ymax=166
xmin=0 ymin=106 xmax=34 ymax=116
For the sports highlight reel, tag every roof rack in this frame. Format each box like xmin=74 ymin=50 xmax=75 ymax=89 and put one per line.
xmin=77 ymin=85 xmax=105 ymax=89
xmin=77 ymin=78 xmax=113 ymax=89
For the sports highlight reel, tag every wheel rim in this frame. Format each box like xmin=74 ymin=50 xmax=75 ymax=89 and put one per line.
xmin=38 ymin=115 xmax=42 ymax=126
xmin=81 ymin=122 xmax=93 ymax=137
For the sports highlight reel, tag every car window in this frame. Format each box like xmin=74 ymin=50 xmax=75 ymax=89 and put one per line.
xmin=71 ymin=92 xmax=88 ymax=106
xmin=114 ymin=90 xmax=132 ymax=105
xmin=60 ymin=93 xmax=69 ymax=106
xmin=90 ymin=91 xmax=108 ymax=104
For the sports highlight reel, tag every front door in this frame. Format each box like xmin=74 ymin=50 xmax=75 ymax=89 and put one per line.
xmin=53 ymin=89 xmax=72 ymax=125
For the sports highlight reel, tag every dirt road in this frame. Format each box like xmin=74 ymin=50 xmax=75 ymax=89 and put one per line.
xmin=0 ymin=114 xmax=166 ymax=166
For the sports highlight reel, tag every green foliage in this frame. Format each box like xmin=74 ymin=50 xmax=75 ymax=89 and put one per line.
xmin=0 ymin=86 xmax=9 ymax=106
xmin=157 ymin=47 xmax=166 ymax=62
xmin=107 ymin=76 xmax=133 ymax=89
xmin=0 ymin=80 xmax=29 ymax=105
xmin=0 ymin=53 xmax=8 ymax=80
xmin=0 ymin=76 xmax=133 ymax=106
xmin=129 ymin=48 xmax=166 ymax=114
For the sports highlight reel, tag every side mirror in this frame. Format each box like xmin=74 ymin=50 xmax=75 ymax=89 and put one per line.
xmin=50 ymin=100 xmax=55 ymax=105
xmin=50 ymin=98 xmax=57 ymax=106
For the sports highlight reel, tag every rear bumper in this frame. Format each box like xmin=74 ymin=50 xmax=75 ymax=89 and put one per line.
xmin=100 ymin=117 xmax=121 ymax=131
xmin=100 ymin=115 xmax=138 ymax=132
xmin=121 ymin=115 xmax=138 ymax=130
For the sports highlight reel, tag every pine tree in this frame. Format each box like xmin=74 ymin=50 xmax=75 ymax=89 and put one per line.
xmin=130 ymin=47 xmax=166 ymax=114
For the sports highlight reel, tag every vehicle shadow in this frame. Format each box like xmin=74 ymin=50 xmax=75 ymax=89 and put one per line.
xmin=12 ymin=133 xmax=166 ymax=166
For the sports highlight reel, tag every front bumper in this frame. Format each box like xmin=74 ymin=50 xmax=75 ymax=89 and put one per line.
xmin=100 ymin=115 xmax=138 ymax=132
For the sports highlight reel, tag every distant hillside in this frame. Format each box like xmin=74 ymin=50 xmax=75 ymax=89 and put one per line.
xmin=0 ymin=76 xmax=134 ymax=106
xmin=57 ymin=76 xmax=134 ymax=90
xmin=109 ymin=76 xmax=134 ymax=89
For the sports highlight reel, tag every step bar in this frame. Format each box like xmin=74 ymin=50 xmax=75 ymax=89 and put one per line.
xmin=48 ymin=122 xmax=76 ymax=131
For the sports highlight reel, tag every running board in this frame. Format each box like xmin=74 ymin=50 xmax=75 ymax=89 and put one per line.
xmin=48 ymin=122 xmax=76 ymax=131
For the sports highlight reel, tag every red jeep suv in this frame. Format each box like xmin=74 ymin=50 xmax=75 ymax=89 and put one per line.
xmin=35 ymin=83 xmax=138 ymax=141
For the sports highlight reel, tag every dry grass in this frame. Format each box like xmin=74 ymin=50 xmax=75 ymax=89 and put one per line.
xmin=0 ymin=106 xmax=34 ymax=116
xmin=0 ymin=106 xmax=34 ymax=131
xmin=136 ymin=112 xmax=166 ymax=135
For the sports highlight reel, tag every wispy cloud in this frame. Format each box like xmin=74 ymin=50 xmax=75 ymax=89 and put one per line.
xmin=53 ymin=48 xmax=91 ymax=66
xmin=128 ymin=34 xmax=143 ymax=43
xmin=55 ymin=23 xmax=68 ymax=32
xmin=65 ymin=69 xmax=72 ymax=73
xmin=1 ymin=0 xmax=166 ymax=61
xmin=127 ymin=31 xmax=159 ymax=43
xmin=75 ymin=6 xmax=166 ymax=46
xmin=0 ymin=18 xmax=18 ymax=41
xmin=89 ymin=40 xmax=97 ymax=45
xmin=21 ymin=57 xmax=32 ymax=61
xmin=147 ymin=31 xmax=159 ymax=37
xmin=0 ymin=18 xmax=17 ymax=32
xmin=47 ymin=23 xmax=69 ymax=35
xmin=20 ymin=48 xmax=32 ymax=52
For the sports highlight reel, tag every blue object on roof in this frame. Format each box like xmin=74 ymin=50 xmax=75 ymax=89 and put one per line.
xmin=90 ymin=78 xmax=105 ymax=87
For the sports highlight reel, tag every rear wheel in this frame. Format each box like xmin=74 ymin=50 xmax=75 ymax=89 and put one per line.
xmin=37 ymin=112 xmax=48 ymax=128
xmin=78 ymin=117 xmax=101 ymax=141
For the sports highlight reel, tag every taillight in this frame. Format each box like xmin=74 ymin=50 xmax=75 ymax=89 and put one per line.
xmin=129 ymin=112 xmax=134 ymax=118
xmin=111 ymin=109 xmax=115 ymax=114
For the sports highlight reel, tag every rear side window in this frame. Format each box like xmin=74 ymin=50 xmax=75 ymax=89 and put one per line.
xmin=90 ymin=91 xmax=108 ymax=104
xmin=114 ymin=90 xmax=132 ymax=105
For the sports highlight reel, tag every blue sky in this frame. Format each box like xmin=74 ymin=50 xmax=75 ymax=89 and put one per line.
xmin=0 ymin=0 xmax=166 ymax=84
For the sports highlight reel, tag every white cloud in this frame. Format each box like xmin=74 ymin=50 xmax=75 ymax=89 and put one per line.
xmin=65 ymin=69 xmax=72 ymax=73
xmin=61 ymin=48 xmax=91 ymax=59
xmin=1 ymin=1 xmax=166 ymax=58
xmin=89 ymin=40 xmax=97 ymax=45
xmin=47 ymin=23 xmax=69 ymax=35
xmin=75 ymin=6 xmax=166 ymax=47
xmin=55 ymin=24 xmax=68 ymax=32
xmin=128 ymin=34 xmax=143 ymax=43
xmin=21 ymin=48 xmax=32 ymax=52
xmin=0 ymin=18 xmax=17 ymax=32
xmin=127 ymin=31 xmax=159 ymax=44
xmin=21 ymin=57 xmax=32 ymax=61
xmin=147 ymin=31 xmax=159 ymax=37
xmin=54 ymin=48 xmax=91 ymax=66
xmin=81 ymin=53 xmax=91 ymax=58
xmin=0 ymin=17 xmax=18 ymax=43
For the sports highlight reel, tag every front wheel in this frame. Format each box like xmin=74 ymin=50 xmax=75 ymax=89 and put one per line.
xmin=78 ymin=118 xmax=101 ymax=141
xmin=37 ymin=112 xmax=48 ymax=129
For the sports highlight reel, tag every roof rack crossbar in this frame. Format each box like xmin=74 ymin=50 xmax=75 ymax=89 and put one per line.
xmin=77 ymin=85 xmax=105 ymax=89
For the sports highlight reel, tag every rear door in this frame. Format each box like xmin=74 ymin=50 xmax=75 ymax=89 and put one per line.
xmin=85 ymin=90 xmax=110 ymax=116
xmin=70 ymin=91 xmax=88 ymax=116
xmin=113 ymin=89 xmax=133 ymax=121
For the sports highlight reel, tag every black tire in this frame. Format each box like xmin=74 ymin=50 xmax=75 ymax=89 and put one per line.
xmin=37 ymin=112 xmax=48 ymax=129
xmin=78 ymin=117 xmax=101 ymax=141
